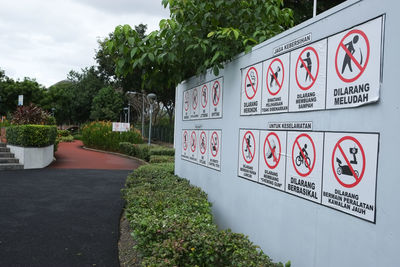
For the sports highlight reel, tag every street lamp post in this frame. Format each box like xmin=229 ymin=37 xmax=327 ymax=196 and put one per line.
xmin=147 ymin=93 xmax=157 ymax=146
xmin=126 ymin=91 xmax=145 ymax=137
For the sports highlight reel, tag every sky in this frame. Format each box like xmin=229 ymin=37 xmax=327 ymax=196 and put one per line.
xmin=0 ymin=0 xmax=170 ymax=87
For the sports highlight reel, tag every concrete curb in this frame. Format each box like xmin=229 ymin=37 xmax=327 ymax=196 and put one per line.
xmin=82 ymin=146 xmax=149 ymax=166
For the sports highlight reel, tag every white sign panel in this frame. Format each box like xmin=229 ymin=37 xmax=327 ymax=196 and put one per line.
xmin=322 ymin=132 xmax=379 ymax=222
xmin=188 ymin=130 xmax=198 ymax=162
xmin=285 ymin=131 xmax=324 ymax=203
xmin=208 ymin=130 xmax=221 ymax=171
xmin=181 ymin=130 xmax=189 ymax=159
xmin=289 ymin=39 xmax=327 ymax=112
xmin=258 ymin=130 xmax=287 ymax=191
xmin=241 ymin=63 xmax=262 ymax=115
xmin=190 ymin=87 xmax=200 ymax=119
xmin=198 ymin=130 xmax=209 ymax=166
xmin=261 ymin=53 xmax=290 ymax=114
xmin=112 ymin=122 xmax=130 ymax=132
xmin=210 ymin=78 xmax=223 ymax=118
xmin=199 ymin=83 xmax=210 ymax=119
xmin=18 ymin=95 xmax=23 ymax=106
xmin=326 ymin=17 xmax=382 ymax=109
xmin=238 ymin=129 xmax=259 ymax=181
xmin=183 ymin=90 xmax=191 ymax=120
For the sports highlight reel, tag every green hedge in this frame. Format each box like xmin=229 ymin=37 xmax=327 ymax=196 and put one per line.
xmin=123 ymin=163 xmax=290 ymax=266
xmin=6 ymin=125 xmax=57 ymax=147
xmin=149 ymin=155 xmax=175 ymax=163
xmin=149 ymin=146 xmax=175 ymax=156
xmin=119 ymin=142 xmax=174 ymax=162
xmin=82 ymin=121 xmax=142 ymax=151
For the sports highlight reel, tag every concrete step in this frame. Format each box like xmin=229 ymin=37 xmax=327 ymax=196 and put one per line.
xmin=0 ymin=147 xmax=10 ymax=152
xmin=0 ymin=152 xmax=14 ymax=158
xmin=0 ymin=143 xmax=6 ymax=148
xmin=0 ymin=158 xmax=19 ymax=164
xmin=0 ymin=163 xmax=23 ymax=170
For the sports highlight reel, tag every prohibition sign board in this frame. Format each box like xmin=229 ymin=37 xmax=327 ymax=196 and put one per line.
xmin=210 ymin=78 xmax=223 ymax=118
xmin=192 ymin=87 xmax=198 ymax=110
xmin=183 ymin=130 xmax=188 ymax=151
xmin=331 ymin=136 xmax=366 ymax=188
xmin=295 ymin=46 xmax=320 ymax=90
xmin=188 ymin=130 xmax=198 ymax=162
xmin=208 ymin=130 xmax=221 ymax=171
xmin=244 ymin=67 xmax=259 ymax=100
xmin=200 ymin=83 xmax=210 ymax=118
xmin=198 ymin=130 xmax=208 ymax=166
xmin=190 ymin=87 xmax=200 ymax=119
xmin=183 ymin=90 xmax=190 ymax=120
xmin=242 ymin=131 xmax=256 ymax=164
xmin=263 ymin=132 xmax=281 ymax=169
xmin=201 ymin=84 xmax=208 ymax=108
xmin=190 ymin=131 xmax=197 ymax=152
xmin=184 ymin=91 xmax=190 ymax=111
xmin=212 ymin=80 xmax=221 ymax=106
xmin=335 ymin=29 xmax=370 ymax=83
xmin=266 ymin=58 xmax=285 ymax=96
xmin=210 ymin=131 xmax=219 ymax=158
xmin=291 ymin=133 xmax=316 ymax=177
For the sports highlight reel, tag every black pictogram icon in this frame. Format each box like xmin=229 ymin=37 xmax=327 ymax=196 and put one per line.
xmin=341 ymin=35 xmax=362 ymax=74
xmin=296 ymin=143 xmax=311 ymax=169
xmin=300 ymin=52 xmax=312 ymax=82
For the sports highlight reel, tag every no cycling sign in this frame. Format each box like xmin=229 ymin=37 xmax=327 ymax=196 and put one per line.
xmin=326 ymin=16 xmax=383 ymax=110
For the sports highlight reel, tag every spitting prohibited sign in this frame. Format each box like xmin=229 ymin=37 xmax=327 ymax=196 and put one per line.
xmin=208 ymin=130 xmax=221 ymax=170
xmin=181 ymin=130 xmax=189 ymax=159
xmin=198 ymin=130 xmax=208 ymax=166
xmin=286 ymin=131 xmax=323 ymax=203
xmin=322 ymin=132 xmax=379 ymax=222
xmin=190 ymin=87 xmax=200 ymax=119
xmin=258 ymin=130 xmax=287 ymax=191
xmin=289 ymin=39 xmax=327 ymax=112
xmin=238 ymin=129 xmax=259 ymax=181
xmin=200 ymin=83 xmax=210 ymax=118
xmin=326 ymin=16 xmax=383 ymax=110
xmin=261 ymin=53 xmax=289 ymax=114
xmin=210 ymin=78 xmax=223 ymax=118
xmin=189 ymin=130 xmax=198 ymax=162
xmin=183 ymin=90 xmax=190 ymax=120
xmin=241 ymin=63 xmax=262 ymax=115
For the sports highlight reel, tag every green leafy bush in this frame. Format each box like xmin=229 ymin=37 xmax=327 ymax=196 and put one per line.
xmin=149 ymin=146 xmax=175 ymax=156
xmin=6 ymin=125 xmax=57 ymax=147
xmin=81 ymin=121 xmax=142 ymax=151
xmin=123 ymin=163 xmax=286 ymax=266
xmin=57 ymin=129 xmax=70 ymax=137
xmin=149 ymin=155 xmax=174 ymax=163
xmin=11 ymin=103 xmax=55 ymax=125
xmin=119 ymin=142 xmax=174 ymax=162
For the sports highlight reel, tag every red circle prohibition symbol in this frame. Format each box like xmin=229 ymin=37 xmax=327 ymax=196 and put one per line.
xmin=190 ymin=131 xmax=197 ymax=152
xmin=244 ymin=67 xmax=259 ymax=100
xmin=210 ymin=131 xmax=219 ymax=157
xmin=335 ymin=29 xmax=370 ymax=83
xmin=266 ymin=58 xmax=285 ymax=96
xmin=242 ymin=131 xmax=256 ymax=164
xmin=192 ymin=88 xmax=198 ymax=109
xmin=331 ymin=136 xmax=366 ymax=188
xmin=295 ymin=46 xmax=320 ymax=91
xmin=263 ymin=132 xmax=281 ymax=169
xmin=291 ymin=133 xmax=316 ymax=177
xmin=184 ymin=92 xmax=189 ymax=111
xmin=201 ymin=85 xmax=208 ymax=108
xmin=183 ymin=130 xmax=188 ymax=151
xmin=212 ymin=81 xmax=221 ymax=106
xmin=200 ymin=131 xmax=207 ymax=155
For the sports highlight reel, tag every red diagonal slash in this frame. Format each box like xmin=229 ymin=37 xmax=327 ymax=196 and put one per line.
xmin=338 ymin=144 xmax=359 ymax=182
xmin=266 ymin=138 xmax=278 ymax=163
xmin=268 ymin=65 xmax=282 ymax=89
xmin=340 ymin=42 xmax=364 ymax=72
xmin=246 ymin=72 xmax=257 ymax=95
xmin=295 ymin=140 xmax=310 ymax=169
xmin=245 ymin=135 xmax=253 ymax=159
xmin=299 ymin=57 xmax=315 ymax=82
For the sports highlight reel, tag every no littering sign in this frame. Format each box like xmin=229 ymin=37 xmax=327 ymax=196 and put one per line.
xmin=258 ymin=130 xmax=287 ymax=191
xmin=326 ymin=17 xmax=383 ymax=110
xmin=238 ymin=129 xmax=259 ymax=181
xmin=261 ymin=53 xmax=290 ymax=114
xmin=322 ymin=132 xmax=379 ymax=222
xmin=289 ymin=39 xmax=327 ymax=112
xmin=241 ymin=63 xmax=262 ymax=115
xmin=285 ymin=131 xmax=324 ymax=203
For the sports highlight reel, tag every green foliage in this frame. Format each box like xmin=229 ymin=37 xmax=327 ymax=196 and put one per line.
xmin=123 ymin=163 xmax=282 ymax=266
xmin=73 ymin=134 xmax=82 ymax=140
xmin=90 ymin=86 xmax=124 ymax=121
xmin=149 ymin=146 xmax=175 ymax=156
xmin=11 ymin=103 xmax=55 ymax=125
xmin=6 ymin=125 xmax=57 ymax=147
xmin=82 ymin=121 xmax=142 ymax=151
xmin=57 ymin=129 xmax=70 ymax=137
xmin=149 ymin=155 xmax=174 ymax=163
xmin=119 ymin=142 xmax=174 ymax=161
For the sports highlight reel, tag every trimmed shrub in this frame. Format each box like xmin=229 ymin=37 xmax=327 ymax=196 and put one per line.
xmin=82 ymin=121 xmax=142 ymax=151
xmin=149 ymin=146 xmax=175 ymax=156
xmin=149 ymin=155 xmax=174 ymax=163
xmin=57 ymin=129 xmax=70 ymax=137
xmin=7 ymin=125 xmax=57 ymax=147
xmin=123 ymin=163 xmax=288 ymax=266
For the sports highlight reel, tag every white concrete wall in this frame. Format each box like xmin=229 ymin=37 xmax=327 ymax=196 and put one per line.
xmin=9 ymin=145 xmax=54 ymax=169
xmin=175 ymin=0 xmax=400 ymax=266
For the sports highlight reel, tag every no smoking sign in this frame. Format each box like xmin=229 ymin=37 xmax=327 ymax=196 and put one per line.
xmin=241 ymin=63 xmax=262 ymax=115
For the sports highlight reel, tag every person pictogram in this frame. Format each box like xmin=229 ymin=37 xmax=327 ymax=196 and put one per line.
xmin=191 ymin=136 xmax=196 ymax=151
xmin=341 ymin=35 xmax=362 ymax=74
xmin=300 ymin=52 xmax=312 ymax=82
xmin=244 ymin=135 xmax=252 ymax=160
xmin=201 ymin=135 xmax=206 ymax=151
xmin=296 ymin=143 xmax=311 ymax=169
xmin=270 ymin=66 xmax=281 ymax=87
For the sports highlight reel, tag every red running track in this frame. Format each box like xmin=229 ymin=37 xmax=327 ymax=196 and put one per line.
xmin=49 ymin=140 xmax=143 ymax=170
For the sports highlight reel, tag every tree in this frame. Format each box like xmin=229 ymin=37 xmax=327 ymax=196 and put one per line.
xmin=90 ymin=86 xmax=124 ymax=121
